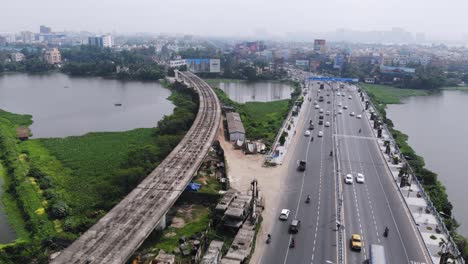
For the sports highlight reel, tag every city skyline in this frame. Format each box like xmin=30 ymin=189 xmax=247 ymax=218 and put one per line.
xmin=2 ymin=0 xmax=468 ymax=43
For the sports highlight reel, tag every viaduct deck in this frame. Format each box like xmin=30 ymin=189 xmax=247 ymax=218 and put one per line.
xmin=51 ymin=71 xmax=221 ymax=264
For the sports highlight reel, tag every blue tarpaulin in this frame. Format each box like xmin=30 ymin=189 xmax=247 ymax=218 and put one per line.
xmin=185 ymin=182 xmax=202 ymax=192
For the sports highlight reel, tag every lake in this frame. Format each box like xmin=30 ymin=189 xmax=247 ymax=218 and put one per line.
xmin=387 ymin=90 xmax=468 ymax=236
xmin=0 ymin=73 xmax=174 ymax=138
xmin=217 ymin=81 xmax=294 ymax=103
xmin=0 ymin=72 xmax=174 ymax=243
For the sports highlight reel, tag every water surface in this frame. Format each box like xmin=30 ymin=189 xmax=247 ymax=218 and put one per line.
xmin=218 ymin=81 xmax=293 ymax=103
xmin=387 ymin=90 xmax=468 ymax=236
xmin=0 ymin=73 xmax=174 ymax=138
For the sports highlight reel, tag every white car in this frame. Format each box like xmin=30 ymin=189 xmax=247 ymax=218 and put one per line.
xmin=337 ymin=92 xmax=341 ymax=96
xmin=338 ymin=102 xmax=342 ymax=107
xmin=343 ymin=105 xmax=348 ymax=109
xmin=338 ymin=109 xmax=343 ymax=114
xmin=279 ymin=209 xmax=291 ymax=220
xmin=345 ymin=174 xmax=353 ymax=184
xmin=350 ymin=112 xmax=355 ymax=116
xmin=356 ymin=173 xmax=365 ymax=183
xmin=326 ymin=111 xmax=330 ymax=116
xmin=319 ymin=108 xmax=324 ymax=113
xmin=318 ymin=131 xmax=324 ymax=137
xmin=315 ymin=105 xmax=320 ymax=109
xmin=325 ymin=122 xmax=330 ymax=127
xmin=304 ymin=130 xmax=311 ymax=136
xmin=357 ymin=114 xmax=362 ymax=119
xmin=348 ymin=95 xmax=352 ymax=99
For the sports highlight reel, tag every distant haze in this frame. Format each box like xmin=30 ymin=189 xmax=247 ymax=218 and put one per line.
xmin=2 ymin=0 xmax=468 ymax=42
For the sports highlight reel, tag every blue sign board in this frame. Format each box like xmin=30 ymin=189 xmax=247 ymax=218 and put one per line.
xmin=308 ymin=77 xmax=358 ymax=83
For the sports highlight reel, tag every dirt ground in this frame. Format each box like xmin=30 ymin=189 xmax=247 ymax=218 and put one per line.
xmin=217 ymin=104 xmax=310 ymax=263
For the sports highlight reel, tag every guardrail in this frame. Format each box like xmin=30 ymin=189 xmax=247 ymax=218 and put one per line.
xmin=359 ymin=86 xmax=464 ymax=264
xmin=264 ymin=82 xmax=303 ymax=165
xmin=331 ymin=85 xmax=345 ymax=264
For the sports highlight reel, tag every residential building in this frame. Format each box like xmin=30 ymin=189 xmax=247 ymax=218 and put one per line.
xmin=314 ymin=39 xmax=326 ymax=53
xmin=43 ymin=48 xmax=61 ymax=64
xmin=88 ymin=35 xmax=113 ymax=48
xmin=10 ymin=52 xmax=25 ymax=62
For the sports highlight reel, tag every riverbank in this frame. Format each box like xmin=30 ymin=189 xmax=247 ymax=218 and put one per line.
xmin=441 ymin=86 xmax=468 ymax=91
xmin=361 ymin=83 xmax=429 ymax=104
xmin=0 ymin=81 xmax=197 ymax=263
xmin=361 ymin=84 xmax=468 ymax=260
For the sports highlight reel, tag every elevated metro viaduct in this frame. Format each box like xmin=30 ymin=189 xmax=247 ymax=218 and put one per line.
xmin=51 ymin=71 xmax=221 ymax=264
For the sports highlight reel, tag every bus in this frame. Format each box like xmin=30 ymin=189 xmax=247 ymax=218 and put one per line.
xmin=369 ymin=244 xmax=386 ymax=264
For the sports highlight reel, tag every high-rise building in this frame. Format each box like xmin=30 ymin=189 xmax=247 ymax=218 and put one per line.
xmin=88 ymin=35 xmax=113 ymax=48
xmin=21 ymin=31 xmax=35 ymax=43
xmin=40 ymin=25 xmax=52 ymax=34
xmin=43 ymin=48 xmax=61 ymax=64
xmin=314 ymin=39 xmax=326 ymax=53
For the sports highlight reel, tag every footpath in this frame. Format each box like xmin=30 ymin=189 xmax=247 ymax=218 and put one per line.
xmin=358 ymin=89 xmax=463 ymax=264
xmin=266 ymin=86 xmax=312 ymax=166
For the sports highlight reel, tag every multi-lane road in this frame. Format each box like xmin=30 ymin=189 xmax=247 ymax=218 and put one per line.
xmin=261 ymin=81 xmax=432 ymax=264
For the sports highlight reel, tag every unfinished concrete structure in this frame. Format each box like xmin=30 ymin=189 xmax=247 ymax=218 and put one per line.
xmin=51 ymin=71 xmax=221 ymax=264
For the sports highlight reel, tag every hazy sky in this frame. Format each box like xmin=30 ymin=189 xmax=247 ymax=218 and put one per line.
xmin=2 ymin=0 xmax=468 ymax=40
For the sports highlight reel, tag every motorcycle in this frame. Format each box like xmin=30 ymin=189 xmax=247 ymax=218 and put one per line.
xmin=383 ymin=227 xmax=389 ymax=237
xmin=266 ymin=234 xmax=271 ymax=244
xmin=306 ymin=195 xmax=311 ymax=204
xmin=290 ymin=239 xmax=295 ymax=248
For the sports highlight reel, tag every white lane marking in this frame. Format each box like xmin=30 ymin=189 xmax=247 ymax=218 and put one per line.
xmin=346 ymin=98 xmax=382 ymax=244
xmin=337 ymin=101 xmax=368 ymax=260
xmin=282 ymin=82 xmax=319 ymax=264
xmin=360 ymin=91 xmax=430 ymax=264
xmin=364 ymin=139 xmax=411 ymax=263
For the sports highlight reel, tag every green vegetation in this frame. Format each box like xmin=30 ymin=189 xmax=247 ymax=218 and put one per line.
xmin=212 ymin=85 xmax=293 ymax=147
xmin=361 ymin=83 xmax=429 ymax=104
xmin=210 ymin=79 xmax=301 ymax=147
xmin=0 ymin=81 xmax=198 ymax=263
xmin=363 ymin=85 xmax=468 ymax=261
xmin=61 ymin=45 xmax=165 ymax=80
xmin=156 ymin=205 xmax=210 ymax=253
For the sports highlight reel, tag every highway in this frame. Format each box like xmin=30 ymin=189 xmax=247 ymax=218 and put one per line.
xmin=260 ymin=80 xmax=432 ymax=264
xmin=261 ymin=81 xmax=338 ymax=264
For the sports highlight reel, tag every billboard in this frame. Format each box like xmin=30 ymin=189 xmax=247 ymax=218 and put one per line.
xmin=334 ymin=55 xmax=345 ymax=69
xmin=295 ymin=60 xmax=309 ymax=67
xmin=186 ymin=59 xmax=221 ymax=73
xmin=380 ymin=65 xmax=415 ymax=75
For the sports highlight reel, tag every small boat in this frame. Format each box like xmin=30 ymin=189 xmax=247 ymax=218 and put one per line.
xmin=114 ymin=103 xmax=122 ymax=106
xmin=64 ymin=86 xmax=69 ymax=88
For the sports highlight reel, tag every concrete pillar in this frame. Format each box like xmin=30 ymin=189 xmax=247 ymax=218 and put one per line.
xmin=156 ymin=213 xmax=167 ymax=230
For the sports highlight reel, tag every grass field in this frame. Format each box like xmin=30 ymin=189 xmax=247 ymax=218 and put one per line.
xmin=360 ymin=83 xmax=429 ymax=104
xmin=20 ymin=128 xmax=156 ymax=228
